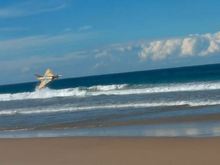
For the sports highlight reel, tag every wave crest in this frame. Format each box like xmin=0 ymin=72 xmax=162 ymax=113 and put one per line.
xmin=0 ymin=82 xmax=220 ymax=101
xmin=0 ymin=100 xmax=220 ymax=116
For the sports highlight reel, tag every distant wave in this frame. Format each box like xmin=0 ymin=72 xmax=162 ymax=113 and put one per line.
xmin=0 ymin=84 xmax=127 ymax=101
xmin=88 ymin=84 xmax=127 ymax=91
xmin=1 ymin=100 xmax=220 ymax=116
xmin=0 ymin=82 xmax=220 ymax=101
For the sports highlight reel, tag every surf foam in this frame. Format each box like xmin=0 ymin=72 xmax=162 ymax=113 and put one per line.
xmin=0 ymin=82 xmax=220 ymax=101
xmin=1 ymin=100 xmax=220 ymax=116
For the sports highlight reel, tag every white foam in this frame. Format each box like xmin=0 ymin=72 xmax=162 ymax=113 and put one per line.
xmin=2 ymin=124 xmax=220 ymax=138
xmin=1 ymin=100 xmax=220 ymax=116
xmin=0 ymin=82 xmax=220 ymax=101
xmin=0 ymin=87 xmax=87 ymax=101
xmin=88 ymin=84 xmax=127 ymax=91
xmin=91 ymin=82 xmax=220 ymax=96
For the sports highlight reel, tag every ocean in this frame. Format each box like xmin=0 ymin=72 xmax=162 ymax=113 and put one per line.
xmin=1 ymin=63 xmax=220 ymax=138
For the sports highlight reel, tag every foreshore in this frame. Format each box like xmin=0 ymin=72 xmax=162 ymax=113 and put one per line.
xmin=0 ymin=137 xmax=220 ymax=165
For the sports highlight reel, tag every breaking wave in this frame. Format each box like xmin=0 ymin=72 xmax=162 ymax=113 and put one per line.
xmin=0 ymin=81 xmax=220 ymax=101
xmin=0 ymin=100 xmax=220 ymax=116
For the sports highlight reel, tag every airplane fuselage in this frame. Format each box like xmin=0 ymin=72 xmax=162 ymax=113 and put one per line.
xmin=35 ymin=69 xmax=61 ymax=89
xmin=36 ymin=75 xmax=59 ymax=81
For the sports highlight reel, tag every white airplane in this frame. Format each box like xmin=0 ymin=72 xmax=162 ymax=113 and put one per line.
xmin=35 ymin=69 xmax=61 ymax=89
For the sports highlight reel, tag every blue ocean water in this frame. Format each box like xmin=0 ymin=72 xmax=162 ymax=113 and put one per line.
xmin=1 ymin=63 xmax=220 ymax=138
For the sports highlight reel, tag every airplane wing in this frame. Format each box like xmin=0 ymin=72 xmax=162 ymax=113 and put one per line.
xmin=44 ymin=69 xmax=55 ymax=77
xmin=36 ymin=68 xmax=58 ymax=89
xmin=38 ymin=78 xmax=52 ymax=89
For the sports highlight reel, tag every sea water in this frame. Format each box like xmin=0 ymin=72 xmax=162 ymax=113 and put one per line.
xmin=1 ymin=64 xmax=220 ymax=138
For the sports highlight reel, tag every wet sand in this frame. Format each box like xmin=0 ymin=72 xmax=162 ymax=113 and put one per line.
xmin=0 ymin=137 xmax=220 ymax=165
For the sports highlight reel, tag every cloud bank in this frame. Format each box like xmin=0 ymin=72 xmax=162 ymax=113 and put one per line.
xmin=139 ymin=31 xmax=220 ymax=61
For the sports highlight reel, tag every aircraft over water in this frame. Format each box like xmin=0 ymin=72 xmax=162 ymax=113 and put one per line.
xmin=35 ymin=69 xmax=61 ymax=89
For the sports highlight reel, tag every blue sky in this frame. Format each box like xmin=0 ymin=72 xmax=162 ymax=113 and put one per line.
xmin=1 ymin=0 xmax=220 ymax=84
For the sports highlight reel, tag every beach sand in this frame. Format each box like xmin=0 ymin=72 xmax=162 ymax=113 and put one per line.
xmin=0 ymin=137 xmax=220 ymax=165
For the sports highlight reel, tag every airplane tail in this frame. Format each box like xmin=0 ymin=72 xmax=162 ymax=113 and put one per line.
xmin=35 ymin=74 xmax=43 ymax=80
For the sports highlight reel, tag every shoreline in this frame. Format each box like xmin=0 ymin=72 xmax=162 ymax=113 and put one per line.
xmin=1 ymin=137 xmax=220 ymax=165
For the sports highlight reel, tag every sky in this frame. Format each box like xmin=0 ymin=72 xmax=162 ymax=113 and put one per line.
xmin=1 ymin=0 xmax=220 ymax=84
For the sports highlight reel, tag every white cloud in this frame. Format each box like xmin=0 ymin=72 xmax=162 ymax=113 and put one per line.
xmin=0 ymin=0 xmax=67 ymax=18
xmin=139 ymin=31 xmax=220 ymax=61
xmin=95 ymin=50 xmax=109 ymax=58
xmin=78 ymin=25 xmax=93 ymax=32
xmin=0 ymin=50 xmax=87 ymax=73
xmin=94 ymin=42 xmax=137 ymax=59
xmin=114 ymin=44 xmax=133 ymax=52
xmin=93 ymin=31 xmax=220 ymax=62
xmin=93 ymin=62 xmax=107 ymax=70
xmin=139 ymin=39 xmax=181 ymax=60
xmin=5 ymin=30 xmax=217 ymax=66
xmin=181 ymin=37 xmax=196 ymax=55
xmin=0 ymin=31 xmax=96 ymax=54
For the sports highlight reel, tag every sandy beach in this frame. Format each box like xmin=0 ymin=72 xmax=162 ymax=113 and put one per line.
xmin=0 ymin=137 xmax=220 ymax=165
